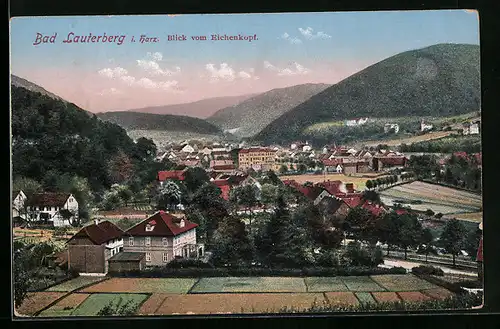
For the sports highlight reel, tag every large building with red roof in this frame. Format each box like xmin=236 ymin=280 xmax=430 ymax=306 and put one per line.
xmin=157 ymin=170 xmax=186 ymax=185
xmin=124 ymin=211 xmax=204 ymax=266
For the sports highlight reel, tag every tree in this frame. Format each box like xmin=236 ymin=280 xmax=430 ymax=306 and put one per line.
xmin=365 ymin=180 xmax=373 ymax=190
xmin=279 ymin=165 xmax=288 ymax=174
xmin=297 ymin=163 xmax=307 ymax=174
xmin=117 ymin=186 xmax=133 ymax=207
xmin=134 ymin=137 xmax=157 ymax=161
xmin=101 ymin=190 xmax=122 ymax=211
xmin=375 ymin=211 xmax=402 ymax=256
xmin=420 ymin=228 xmax=435 ymax=263
xmin=211 ymin=216 xmax=254 ymax=267
xmin=107 ymin=150 xmax=134 ymax=184
xmin=463 ymin=228 xmax=482 ymax=261
xmin=425 ymin=209 xmax=435 ymax=217
xmin=97 ymin=298 xmax=138 ymax=316
xmin=157 ymin=181 xmax=182 ymax=211
xmin=439 ymin=218 xmax=467 ymax=266
xmin=361 ymin=190 xmax=381 ymax=204
xmin=255 ymin=196 xmax=312 ymax=267
xmin=13 ymin=176 xmax=42 ymax=196
xmin=230 ymin=184 xmax=259 ymax=233
xmin=260 ymin=183 xmax=278 ymax=207
xmin=13 ymin=248 xmax=30 ymax=308
xmin=183 ymin=167 xmax=209 ymax=193
xmin=397 ymin=214 xmax=424 ymax=260
xmin=58 ymin=208 xmax=77 ymax=227
xmin=344 ymin=207 xmax=373 ymax=241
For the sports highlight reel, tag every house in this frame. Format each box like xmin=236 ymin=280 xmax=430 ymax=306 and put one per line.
xmin=212 ymin=164 xmax=237 ymax=173
xmin=463 ymin=121 xmax=480 ymax=135
xmin=180 ymin=144 xmax=196 ymax=153
xmin=179 ymin=159 xmax=201 ymax=167
xmin=26 ymin=193 xmax=79 ymax=227
xmin=302 ymin=142 xmax=312 ymax=152
xmin=67 ymin=219 xmax=125 ymax=274
xmin=322 ymin=159 xmax=343 ymax=173
xmin=157 ymin=170 xmax=186 ymax=186
xmin=212 ymin=179 xmax=231 ymax=200
xmin=12 ymin=190 xmax=28 ymax=221
xmin=238 ymin=147 xmax=277 ymax=171
xmin=290 ymin=141 xmax=305 ymax=150
xmin=372 ymin=157 xmax=407 ymax=172
xmin=421 ymin=119 xmax=433 ymax=132
xmin=384 ymin=123 xmax=400 ymax=134
xmin=108 ymin=252 xmax=146 ymax=273
xmin=345 ymin=118 xmax=368 ymax=126
xmin=124 ymin=211 xmax=204 ymax=266
xmin=210 ymin=159 xmax=235 ymax=168
xmin=317 ymin=196 xmax=351 ymax=221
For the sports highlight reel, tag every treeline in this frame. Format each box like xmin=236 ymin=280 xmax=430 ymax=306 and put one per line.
xmin=399 ymin=135 xmax=481 ymax=154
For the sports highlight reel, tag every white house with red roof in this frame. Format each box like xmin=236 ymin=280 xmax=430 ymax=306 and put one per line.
xmin=26 ymin=192 xmax=79 ymax=227
xmin=124 ymin=211 xmax=204 ymax=266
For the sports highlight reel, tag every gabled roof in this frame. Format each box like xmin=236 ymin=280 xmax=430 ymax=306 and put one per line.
xmin=212 ymin=164 xmax=236 ymax=171
xmin=378 ymin=157 xmax=406 ymax=166
xmin=158 ymin=170 xmax=186 ymax=181
xmin=126 ymin=211 xmax=198 ymax=237
xmin=67 ymin=220 xmax=124 ymax=245
xmin=239 ymin=148 xmax=277 ymax=154
xmin=318 ymin=196 xmax=347 ymax=214
xmin=315 ymin=181 xmax=343 ymax=195
xmin=27 ymin=192 xmax=72 ymax=207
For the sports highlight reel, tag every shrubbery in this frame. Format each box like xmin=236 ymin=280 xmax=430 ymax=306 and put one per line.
xmin=411 ymin=265 xmax=444 ymax=276
xmin=108 ymin=266 xmax=407 ymax=278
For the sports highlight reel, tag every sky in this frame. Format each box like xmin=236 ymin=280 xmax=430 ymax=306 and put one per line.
xmin=10 ymin=10 xmax=479 ymax=115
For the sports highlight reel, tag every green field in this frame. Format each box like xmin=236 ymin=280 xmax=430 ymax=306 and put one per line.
xmin=341 ymin=276 xmax=386 ymax=292
xmin=69 ymin=293 xmax=149 ymax=316
xmin=304 ymin=277 xmax=349 ymax=292
xmin=46 ymin=276 xmax=108 ymax=292
xmin=81 ymin=277 xmax=198 ymax=294
xmin=355 ymin=292 xmax=377 ymax=305
xmin=190 ymin=277 xmax=307 ymax=293
xmin=370 ymin=274 xmax=437 ymax=292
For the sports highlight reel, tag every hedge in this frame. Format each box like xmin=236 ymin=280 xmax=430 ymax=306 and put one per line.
xmin=262 ymin=291 xmax=482 ymax=313
xmin=108 ymin=266 xmax=407 ymax=278
xmin=411 ymin=265 xmax=444 ymax=276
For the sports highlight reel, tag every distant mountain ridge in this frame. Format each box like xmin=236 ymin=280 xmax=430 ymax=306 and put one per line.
xmin=124 ymin=94 xmax=257 ymax=118
xmin=254 ymin=43 xmax=480 ymax=144
xmin=207 ymin=83 xmax=331 ymax=138
xmin=96 ymin=111 xmax=224 ymax=135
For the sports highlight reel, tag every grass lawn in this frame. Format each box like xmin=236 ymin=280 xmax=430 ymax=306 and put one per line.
xmin=190 ymin=277 xmax=307 ymax=293
xmin=370 ymin=274 xmax=438 ymax=292
xmin=70 ymin=293 xmax=149 ymax=316
xmin=304 ymin=277 xmax=349 ymax=292
xmin=339 ymin=276 xmax=386 ymax=292
xmin=355 ymin=292 xmax=376 ymax=305
xmin=46 ymin=276 xmax=108 ymax=292
xmin=81 ymin=278 xmax=197 ymax=294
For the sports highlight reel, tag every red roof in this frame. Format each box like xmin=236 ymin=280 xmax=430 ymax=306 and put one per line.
xmin=67 ymin=220 xmax=124 ymax=245
xmin=127 ymin=211 xmax=198 ymax=236
xmin=158 ymin=170 xmax=186 ymax=181
xmin=28 ymin=193 xmax=72 ymax=207
xmin=361 ymin=201 xmax=386 ymax=217
xmin=395 ymin=209 xmax=408 ymax=215
xmin=213 ymin=179 xmax=230 ymax=187
xmin=477 ymin=236 xmax=483 ymax=262
xmin=297 ymin=185 xmax=324 ymax=201
xmin=322 ymin=159 xmax=342 ymax=166
xmin=212 ymin=164 xmax=236 ymax=171
xmin=219 ymin=185 xmax=231 ymax=200
xmin=315 ymin=181 xmax=343 ymax=195
xmin=341 ymin=195 xmax=363 ymax=208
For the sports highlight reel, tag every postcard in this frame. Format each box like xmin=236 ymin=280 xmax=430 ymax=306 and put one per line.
xmin=10 ymin=10 xmax=483 ymax=318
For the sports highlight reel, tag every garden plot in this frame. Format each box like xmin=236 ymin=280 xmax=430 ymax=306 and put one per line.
xmin=70 ymin=293 xmax=149 ymax=316
xmin=304 ymin=277 xmax=349 ymax=292
xmin=154 ymin=293 xmax=327 ymax=315
xmin=339 ymin=276 xmax=386 ymax=292
xmin=371 ymin=292 xmax=401 ymax=303
xmin=355 ymin=292 xmax=376 ymax=305
xmin=323 ymin=292 xmax=359 ymax=306
xmin=397 ymin=291 xmax=433 ymax=302
xmin=190 ymin=277 xmax=307 ymax=293
xmin=81 ymin=278 xmax=197 ymax=294
xmin=370 ymin=274 xmax=438 ymax=292
xmin=46 ymin=276 xmax=108 ymax=292
xmin=38 ymin=293 xmax=91 ymax=317
xmin=421 ymin=288 xmax=454 ymax=300
xmin=15 ymin=292 xmax=66 ymax=316
xmin=137 ymin=293 xmax=173 ymax=315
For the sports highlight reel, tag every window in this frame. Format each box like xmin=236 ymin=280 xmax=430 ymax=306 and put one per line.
xmin=163 ymin=253 xmax=168 ymax=262
xmin=162 ymin=238 xmax=168 ymax=247
xmin=129 ymin=237 xmax=134 ymax=246
xmin=145 ymin=237 xmax=151 ymax=246
xmin=146 ymin=252 xmax=151 ymax=262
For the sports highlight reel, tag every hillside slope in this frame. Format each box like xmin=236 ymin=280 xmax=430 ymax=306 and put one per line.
xmin=207 ymin=83 xmax=331 ymax=138
xmin=125 ymin=94 xmax=257 ymax=118
xmin=254 ymin=43 xmax=480 ymax=144
xmin=11 ymin=74 xmax=64 ymax=101
xmin=96 ymin=111 xmax=223 ymax=135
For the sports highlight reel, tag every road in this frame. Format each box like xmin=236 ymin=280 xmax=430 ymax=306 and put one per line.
xmin=381 ymin=258 xmax=478 ymax=277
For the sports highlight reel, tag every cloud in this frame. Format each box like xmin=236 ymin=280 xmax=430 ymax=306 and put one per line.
xmin=137 ymin=59 xmax=181 ymax=77
xmin=298 ymin=27 xmax=331 ymax=40
xmin=147 ymin=52 xmax=163 ymax=61
xmin=280 ymin=32 xmax=303 ymax=44
xmin=263 ymin=61 xmax=310 ymax=76
xmin=120 ymin=75 xmax=136 ymax=86
xmin=135 ymin=78 xmax=180 ymax=91
xmin=238 ymin=71 xmax=252 ymax=79
xmin=98 ymin=87 xmax=123 ymax=96
xmin=98 ymin=67 xmax=128 ymax=78
xmin=205 ymin=63 xmax=236 ymax=82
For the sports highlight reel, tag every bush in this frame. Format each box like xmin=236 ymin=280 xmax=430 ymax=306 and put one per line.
xmin=108 ymin=266 xmax=407 ymax=278
xmin=425 ymin=209 xmax=435 ymax=216
xmin=435 ymin=213 xmax=444 ymax=219
xmin=97 ymin=298 xmax=138 ymax=316
xmin=411 ymin=265 xmax=444 ymax=276
xmin=165 ymin=258 xmax=214 ymax=269
xmin=344 ymin=242 xmax=384 ymax=267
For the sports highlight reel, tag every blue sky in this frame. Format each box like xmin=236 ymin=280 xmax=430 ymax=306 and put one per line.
xmin=9 ymin=10 xmax=480 ymax=113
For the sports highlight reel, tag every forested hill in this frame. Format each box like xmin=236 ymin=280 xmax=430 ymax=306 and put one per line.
xmin=254 ymin=43 xmax=480 ymax=145
xmin=11 ymin=74 xmax=64 ymax=101
xmin=11 ymin=85 xmax=159 ymax=192
xmin=97 ymin=111 xmax=224 ymax=135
